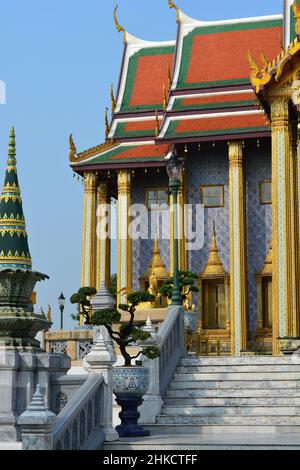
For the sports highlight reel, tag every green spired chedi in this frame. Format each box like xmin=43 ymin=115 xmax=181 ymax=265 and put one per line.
xmin=0 ymin=128 xmax=50 ymax=348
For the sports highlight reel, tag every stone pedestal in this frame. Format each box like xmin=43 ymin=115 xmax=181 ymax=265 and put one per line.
xmin=0 ymin=348 xmax=70 ymax=441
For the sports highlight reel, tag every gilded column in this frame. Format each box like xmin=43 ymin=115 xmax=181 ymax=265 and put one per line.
xmin=270 ymin=94 xmax=295 ymax=354
xmin=228 ymin=141 xmax=247 ymax=355
xmin=81 ymin=171 xmax=97 ymax=288
xmin=170 ymin=176 xmax=186 ymax=273
xmin=117 ymin=170 xmax=132 ymax=305
xmin=96 ymin=181 xmax=111 ymax=290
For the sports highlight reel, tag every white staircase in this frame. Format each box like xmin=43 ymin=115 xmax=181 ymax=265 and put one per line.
xmin=150 ymin=356 xmax=300 ymax=435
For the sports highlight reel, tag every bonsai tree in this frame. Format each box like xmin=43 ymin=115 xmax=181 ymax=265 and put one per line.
xmin=92 ymin=290 xmax=160 ymax=367
xmin=70 ymin=287 xmax=97 ymax=325
xmin=159 ymin=270 xmax=199 ymax=305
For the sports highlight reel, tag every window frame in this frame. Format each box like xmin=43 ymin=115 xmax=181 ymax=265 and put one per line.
xmin=260 ymin=180 xmax=272 ymax=205
xmin=145 ymin=187 xmax=169 ymax=211
xmin=200 ymin=184 xmax=225 ymax=208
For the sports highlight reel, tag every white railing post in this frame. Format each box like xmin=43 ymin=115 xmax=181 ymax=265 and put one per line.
xmin=18 ymin=385 xmax=56 ymax=450
xmin=84 ymin=328 xmax=119 ymax=442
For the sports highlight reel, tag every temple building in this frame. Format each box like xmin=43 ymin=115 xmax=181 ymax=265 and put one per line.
xmin=69 ymin=1 xmax=300 ymax=357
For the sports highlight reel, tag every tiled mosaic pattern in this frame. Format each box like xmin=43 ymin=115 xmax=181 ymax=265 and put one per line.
xmin=245 ymin=143 xmax=272 ymax=331
xmin=132 ymin=172 xmax=170 ymax=290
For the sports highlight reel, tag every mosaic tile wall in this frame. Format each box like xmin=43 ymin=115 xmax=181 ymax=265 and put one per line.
xmin=187 ymin=143 xmax=230 ymax=277
xmin=131 ymin=171 xmax=170 ymax=290
xmin=244 ymin=141 xmax=272 ymax=332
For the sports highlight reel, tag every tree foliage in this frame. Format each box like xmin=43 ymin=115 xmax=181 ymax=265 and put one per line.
xmin=92 ymin=290 xmax=160 ymax=366
xmin=159 ymin=270 xmax=199 ymax=303
xmin=70 ymin=286 xmax=97 ymax=325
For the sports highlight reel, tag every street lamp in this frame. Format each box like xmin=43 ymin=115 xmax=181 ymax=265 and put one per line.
xmin=58 ymin=292 xmax=65 ymax=330
xmin=166 ymin=149 xmax=183 ymax=305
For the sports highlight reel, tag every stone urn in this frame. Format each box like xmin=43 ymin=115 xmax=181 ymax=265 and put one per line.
xmin=113 ymin=366 xmax=150 ymax=437
xmin=279 ymin=338 xmax=300 ymax=355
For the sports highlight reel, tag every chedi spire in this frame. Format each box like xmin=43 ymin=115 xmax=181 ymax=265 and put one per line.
xmin=0 ymin=128 xmax=31 ymax=269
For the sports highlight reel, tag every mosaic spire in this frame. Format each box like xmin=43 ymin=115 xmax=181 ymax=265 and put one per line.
xmin=0 ymin=128 xmax=32 ymax=269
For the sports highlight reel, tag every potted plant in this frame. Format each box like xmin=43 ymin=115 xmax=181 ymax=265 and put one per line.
xmin=70 ymin=287 xmax=97 ymax=327
xmin=160 ymin=270 xmax=199 ymax=333
xmin=91 ymin=290 xmax=160 ymax=437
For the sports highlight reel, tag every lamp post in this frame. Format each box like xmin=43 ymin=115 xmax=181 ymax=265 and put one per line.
xmin=166 ymin=149 xmax=183 ymax=305
xmin=58 ymin=292 xmax=65 ymax=330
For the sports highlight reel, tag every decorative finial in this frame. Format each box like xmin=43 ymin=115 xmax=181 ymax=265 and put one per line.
xmin=163 ymin=83 xmax=167 ymax=111
xmin=47 ymin=305 xmax=52 ymax=322
xmin=247 ymin=50 xmax=260 ymax=78
xmin=8 ymin=127 xmax=16 ymax=161
xmin=105 ymin=107 xmax=110 ymax=140
xmin=69 ymin=134 xmax=77 ymax=161
xmin=155 ymin=110 xmax=160 ymax=138
xmin=260 ymin=52 xmax=268 ymax=68
xmin=110 ymin=84 xmax=116 ymax=114
xmin=168 ymin=63 xmax=172 ymax=91
xmin=293 ymin=1 xmax=300 ymax=36
xmin=168 ymin=0 xmax=180 ymax=23
xmin=114 ymin=5 xmax=127 ymax=44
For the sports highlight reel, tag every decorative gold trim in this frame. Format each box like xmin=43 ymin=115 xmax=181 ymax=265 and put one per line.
xmin=163 ymin=83 xmax=167 ymax=111
xmin=105 ymin=107 xmax=110 ymax=140
xmin=113 ymin=5 xmax=127 ymax=44
xmin=69 ymin=134 xmax=77 ymax=162
xmin=293 ymin=0 xmax=300 ymax=36
xmin=168 ymin=0 xmax=180 ymax=23
xmin=155 ymin=110 xmax=160 ymax=138
xmin=201 ymin=224 xmax=228 ymax=278
xmin=110 ymin=84 xmax=116 ymax=114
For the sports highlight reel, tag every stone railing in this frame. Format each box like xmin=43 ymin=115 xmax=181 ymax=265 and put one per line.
xmin=139 ymin=305 xmax=185 ymax=424
xmin=18 ymin=329 xmax=118 ymax=450
xmin=53 ymin=374 xmax=105 ymax=450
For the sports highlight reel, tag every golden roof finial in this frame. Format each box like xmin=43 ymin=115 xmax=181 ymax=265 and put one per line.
xmin=168 ymin=62 xmax=172 ymax=91
xmin=293 ymin=1 xmax=300 ymax=36
xmin=69 ymin=134 xmax=77 ymax=161
xmin=247 ymin=50 xmax=260 ymax=78
xmin=168 ymin=0 xmax=180 ymax=23
xmin=114 ymin=5 xmax=127 ymax=44
xmin=260 ymin=52 xmax=269 ymax=68
xmin=110 ymin=84 xmax=116 ymax=114
xmin=155 ymin=110 xmax=160 ymax=138
xmin=47 ymin=305 xmax=52 ymax=322
xmin=141 ymin=238 xmax=169 ymax=281
xmin=201 ymin=223 xmax=227 ymax=278
xmin=105 ymin=107 xmax=110 ymax=140
xmin=163 ymin=83 xmax=167 ymax=111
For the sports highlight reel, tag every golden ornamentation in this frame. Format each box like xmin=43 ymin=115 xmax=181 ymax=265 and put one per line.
xmin=110 ymin=84 xmax=116 ymax=114
xmin=155 ymin=110 xmax=160 ymax=138
xmin=293 ymin=0 xmax=300 ymax=36
xmin=105 ymin=107 xmax=110 ymax=140
xmin=47 ymin=305 xmax=52 ymax=322
xmin=168 ymin=63 xmax=172 ymax=90
xmin=247 ymin=50 xmax=260 ymax=79
xmin=261 ymin=52 xmax=269 ymax=68
xmin=163 ymin=83 xmax=167 ymax=111
xmin=168 ymin=0 xmax=180 ymax=23
xmin=69 ymin=134 xmax=77 ymax=162
xmin=74 ymin=140 xmax=117 ymax=163
xmin=201 ymin=223 xmax=227 ymax=278
xmin=113 ymin=5 xmax=127 ymax=44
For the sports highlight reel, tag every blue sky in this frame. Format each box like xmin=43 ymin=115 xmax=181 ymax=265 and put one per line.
xmin=0 ymin=0 xmax=283 ymax=329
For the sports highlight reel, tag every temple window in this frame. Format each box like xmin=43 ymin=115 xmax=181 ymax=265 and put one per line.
xmin=200 ymin=185 xmax=224 ymax=207
xmin=260 ymin=180 xmax=272 ymax=204
xmin=146 ymin=188 xmax=169 ymax=210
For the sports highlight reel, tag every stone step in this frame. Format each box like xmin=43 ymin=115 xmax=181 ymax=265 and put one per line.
xmin=163 ymin=396 xmax=300 ymax=406
xmin=173 ymin=372 xmax=300 ymax=381
xmin=144 ymin=424 xmax=300 ymax=436
xmin=103 ymin=433 xmax=300 ymax=450
xmin=177 ymin=365 xmax=300 ymax=373
xmin=161 ymin=405 xmax=300 ymax=416
xmin=157 ymin=414 xmax=300 ymax=425
xmin=166 ymin=388 xmax=300 ymax=398
xmin=180 ymin=357 xmax=300 ymax=366
xmin=168 ymin=380 xmax=299 ymax=390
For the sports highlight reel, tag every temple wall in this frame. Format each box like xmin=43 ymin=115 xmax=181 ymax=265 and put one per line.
xmin=131 ymin=172 xmax=170 ymax=291
xmin=244 ymin=141 xmax=272 ymax=332
xmin=186 ymin=143 xmax=230 ymax=276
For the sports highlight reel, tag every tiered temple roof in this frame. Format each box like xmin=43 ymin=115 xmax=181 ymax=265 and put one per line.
xmin=70 ymin=2 xmax=299 ymax=173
